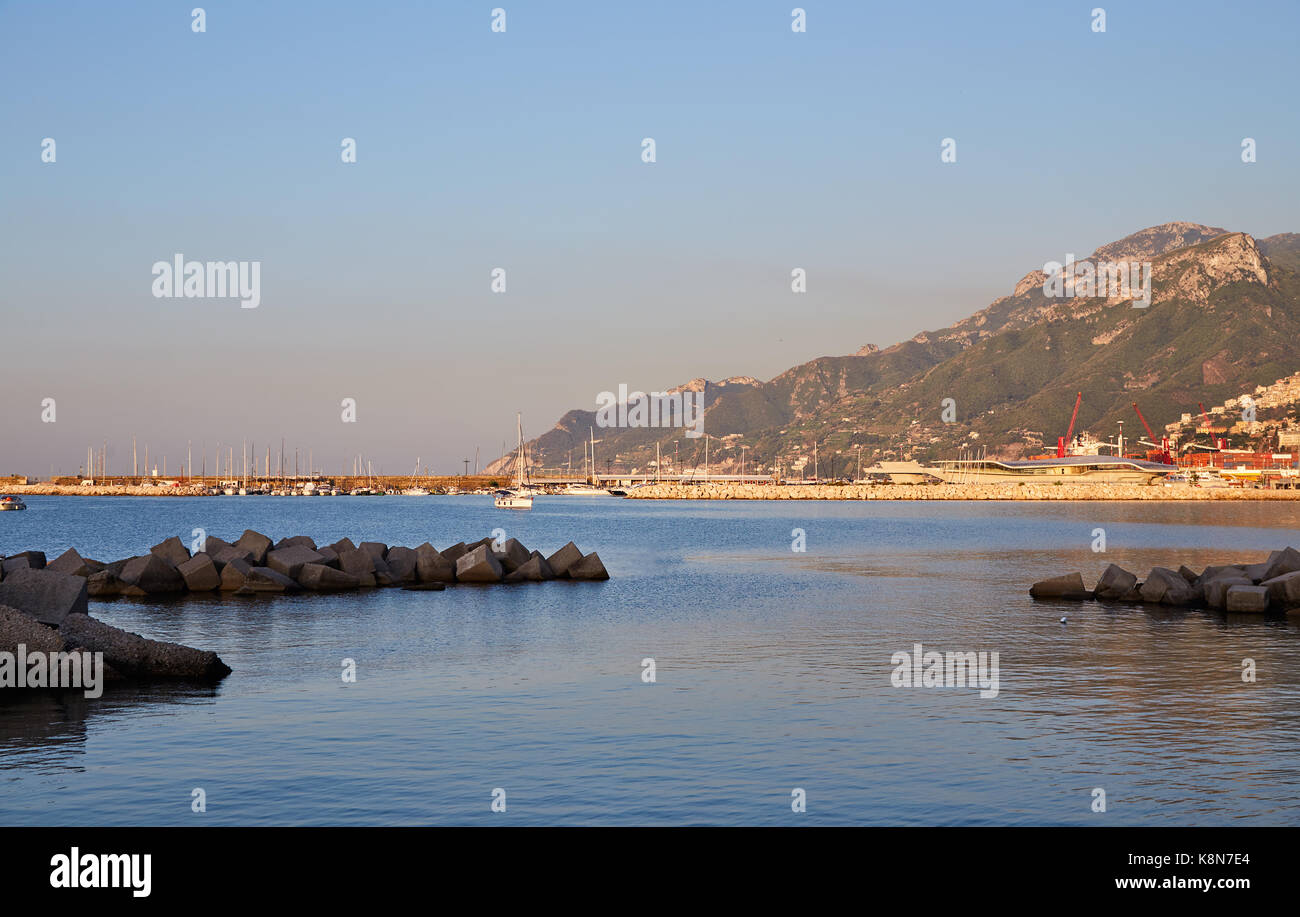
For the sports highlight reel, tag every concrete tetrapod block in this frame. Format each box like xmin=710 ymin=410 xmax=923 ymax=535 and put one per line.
xmin=297 ymin=563 xmax=361 ymax=591
xmin=1244 ymin=559 xmax=1275 ymax=584
xmin=265 ymin=545 xmax=326 ymax=580
xmin=1226 ymin=585 xmax=1270 ymax=614
xmin=440 ymin=542 xmax=469 ymax=563
xmin=176 ymin=553 xmax=221 ymax=592
xmin=1199 ymin=565 xmax=1245 ymax=582
xmin=504 ymin=551 xmax=555 ymax=583
xmin=218 ymin=558 xmax=253 ymax=592
xmin=568 ymin=552 xmax=610 ymax=581
xmin=235 ymin=530 xmax=273 ymax=566
xmin=119 ymin=554 xmax=186 ymax=595
xmin=1262 ymin=547 xmax=1300 ymax=583
xmin=241 ymin=567 xmax=300 ymax=594
xmin=150 ymin=536 xmax=191 ymax=568
xmin=415 ymin=543 xmax=456 ymax=583
xmin=493 ymin=538 xmax=532 ymax=574
xmin=60 ymin=613 xmax=231 ymax=681
xmin=86 ymin=570 xmax=124 ymax=598
xmin=1094 ymin=564 xmax=1139 ymax=601
xmin=211 ymin=545 xmax=256 ymax=571
xmin=546 ymin=542 xmax=583 ymax=578
xmin=1261 ymin=570 xmax=1300 ymax=608
xmin=1139 ymin=568 xmax=1197 ymax=606
xmin=336 ymin=547 xmax=378 ymax=587
xmin=2 ymin=552 xmax=47 ymax=576
xmin=384 ymin=547 xmax=418 ymax=584
xmin=197 ymin=535 xmax=235 ymax=558
xmin=46 ymin=549 xmax=95 ymax=578
xmin=454 ymin=545 xmax=503 ymax=583
xmin=1029 ymin=572 xmax=1091 ymax=600
xmin=1203 ymin=575 xmax=1253 ymax=610
xmin=0 ymin=569 xmax=89 ymax=626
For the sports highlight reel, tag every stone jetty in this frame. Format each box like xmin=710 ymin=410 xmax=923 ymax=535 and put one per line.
xmin=0 ymin=572 xmax=231 ymax=685
xmin=0 ymin=530 xmax=610 ymax=692
xmin=1 ymin=530 xmax=609 ymax=601
xmin=627 ymin=482 xmax=1300 ymax=501
xmin=1030 ymin=547 xmax=1300 ymax=614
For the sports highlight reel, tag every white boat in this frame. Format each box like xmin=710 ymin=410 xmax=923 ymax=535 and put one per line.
xmin=559 ymin=483 xmax=610 ymax=496
xmin=932 ymin=454 xmax=1177 ymax=485
xmin=495 ymin=413 xmax=534 ymax=510
xmin=0 ymin=496 xmax=27 ymax=511
xmin=402 ymin=487 xmax=431 ymax=496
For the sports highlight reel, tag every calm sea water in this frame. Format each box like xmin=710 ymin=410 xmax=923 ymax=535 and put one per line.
xmin=3 ymin=495 xmax=1300 ymax=826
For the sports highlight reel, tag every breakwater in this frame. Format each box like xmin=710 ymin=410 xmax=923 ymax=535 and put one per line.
xmin=624 ymin=482 xmax=1300 ymax=501
xmin=5 ymin=475 xmax=508 ymax=497
xmin=1031 ymin=547 xmax=1300 ymax=614
xmin=1 ymin=530 xmax=609 ymax=691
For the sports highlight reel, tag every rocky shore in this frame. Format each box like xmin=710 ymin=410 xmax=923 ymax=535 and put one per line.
xmin=1031 ymin=547 xmax=1300 ymax=614
xmin=624 ymin=482 xmax=1300 ymax=501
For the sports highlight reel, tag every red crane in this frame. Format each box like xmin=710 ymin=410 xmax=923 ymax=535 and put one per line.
xmin=1197 ymin=402 xmax=1226 ymax=450
xmin=1057 ymin=391 xmax=1083 ymax=457
xmin=1132 ymin=402 xmax=1173 ymax=464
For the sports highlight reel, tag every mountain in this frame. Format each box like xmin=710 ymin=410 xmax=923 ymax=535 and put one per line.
xmin=491 ymin=223 xmax=1300 ymax=477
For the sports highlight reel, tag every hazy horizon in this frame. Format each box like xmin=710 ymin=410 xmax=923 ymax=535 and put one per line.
xmin=3 ymin=0 xmax=1298 ymax=477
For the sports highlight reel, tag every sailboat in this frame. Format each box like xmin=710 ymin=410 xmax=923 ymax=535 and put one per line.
xmin=561 ymin=427 xmax=610 ymax=495
xmin=495 ymin=414 xmax=535 ymax=509
xmin=402 ymin=457 xmax=431 ymax=495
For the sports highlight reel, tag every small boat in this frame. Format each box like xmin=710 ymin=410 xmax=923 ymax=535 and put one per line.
xmin=401 ymin=487 xmax=431 ymax=496
xmin=494 ymin=488 xmax=534 ymax=509
xmin=0 ymin=496 xmax=27 ymax=511
xmin=495 ymin=413 xmax=535 ymax=510
xmin=559 ymin=483 xmax=610 ymax=496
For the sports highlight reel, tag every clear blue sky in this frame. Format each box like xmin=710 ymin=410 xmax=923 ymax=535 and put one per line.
xmin=2 ymin=0 xmax=1296 ymax=476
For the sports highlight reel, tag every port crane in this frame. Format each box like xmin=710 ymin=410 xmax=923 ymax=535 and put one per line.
xmin=1056 ymin=391 xmax=1083 ymax=457
xmin=1197 ymin=402 xmax=1228 ymax=450
xmin=1131 ymin=402 xmax=1174 ymax=464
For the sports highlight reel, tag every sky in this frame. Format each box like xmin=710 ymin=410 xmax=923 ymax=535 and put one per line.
xmin=2 ymin=0 xmax=1297 ymax=477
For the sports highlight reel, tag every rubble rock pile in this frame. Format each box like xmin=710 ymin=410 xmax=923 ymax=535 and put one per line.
xmin=1030 ymin=547 xmax=1300 ymax=614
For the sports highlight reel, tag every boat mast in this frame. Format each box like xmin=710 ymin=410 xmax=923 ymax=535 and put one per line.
xmin=516 ymin=413 xmax=525 ymax=489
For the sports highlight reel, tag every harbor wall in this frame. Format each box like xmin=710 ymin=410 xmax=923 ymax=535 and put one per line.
xmin=623 ymin=482 xmax=1300 ymax=501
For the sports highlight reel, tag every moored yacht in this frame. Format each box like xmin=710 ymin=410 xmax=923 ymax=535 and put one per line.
xmin=933 ymin=453 xmax=1177 ymax=485
xmin=559 ymin=482 xmax=610 ymax=496
xmin=495 ymin=413 xmax=535 ymax=510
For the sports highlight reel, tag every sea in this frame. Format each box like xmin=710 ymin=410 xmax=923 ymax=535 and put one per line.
xmin=2 ymin=495 xmax=1299 ymax=826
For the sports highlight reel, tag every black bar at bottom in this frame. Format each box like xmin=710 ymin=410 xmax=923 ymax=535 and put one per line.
xmin=0 ymin=826 xmax=1283 ymax=902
